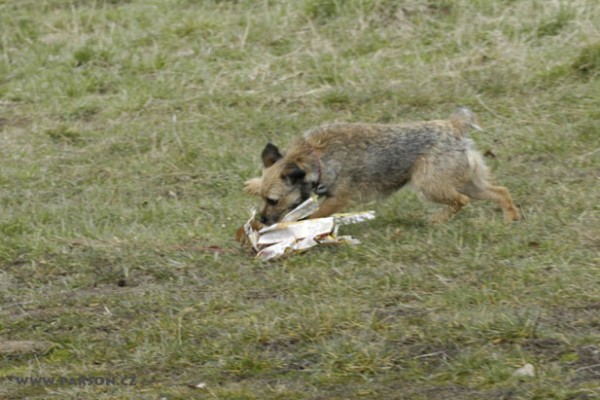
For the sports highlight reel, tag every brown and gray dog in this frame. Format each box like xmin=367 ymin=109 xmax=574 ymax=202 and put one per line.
xmin=245 ymin=108 xmax=521 ymax=225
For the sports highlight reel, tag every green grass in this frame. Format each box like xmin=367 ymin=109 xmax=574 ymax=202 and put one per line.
xmin=1 ymin=0 xmax=599 ymax=399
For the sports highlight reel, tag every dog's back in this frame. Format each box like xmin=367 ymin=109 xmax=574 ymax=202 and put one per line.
xmin=304 ymin=121 xmax=471 ymax=199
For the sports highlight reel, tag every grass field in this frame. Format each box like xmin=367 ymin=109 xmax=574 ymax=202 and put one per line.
xmin=1 ymin=0 xmax=599 ymax=399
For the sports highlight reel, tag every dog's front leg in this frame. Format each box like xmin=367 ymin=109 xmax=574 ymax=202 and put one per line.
xmin=310 ymin=196 xmax=350 ymax=218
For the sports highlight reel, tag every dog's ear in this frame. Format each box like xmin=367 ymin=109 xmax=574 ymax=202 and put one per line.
xmin=244 ymin=177 xmax=262 ymax=197
xmin=261 ymin=143 xmax=283 ymax=168
xmin=282 ymin=163 xmax=306 ymax=185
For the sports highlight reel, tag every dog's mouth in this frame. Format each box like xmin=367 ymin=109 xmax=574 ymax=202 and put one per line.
xmin=260 ymin=184 xmax=314 ymax=225
xmin=259 ymin=198 xmax=310 ymax=225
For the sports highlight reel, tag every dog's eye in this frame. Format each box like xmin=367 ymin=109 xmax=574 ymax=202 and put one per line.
xmin=266 ymin=198 xmax=278 ymax=206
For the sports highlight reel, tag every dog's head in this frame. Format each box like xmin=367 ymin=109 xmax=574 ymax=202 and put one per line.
xmin=244 ymin=143 xmax=312 ymax=225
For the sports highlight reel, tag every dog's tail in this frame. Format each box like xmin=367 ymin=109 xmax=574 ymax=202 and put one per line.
xmin=465 ymin=139 xmax=490 ymax=188
xmin=450 ymin=107 xmax=482 ymax=137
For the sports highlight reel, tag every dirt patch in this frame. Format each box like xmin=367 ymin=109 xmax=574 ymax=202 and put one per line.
xmin=543 ymin=304 xmax=600 ymax=334
xmin=571 ymin=345 xmax=600 ymax=383
xmin=416 ymin=385 xmax=489 ymax=400
xmin=66 ymin=283 xmax=147 ymax=298
xmin=0 ymin=339 xmax=53 ymax=357
xmin=0 ymin=116 xmax=30 ymax=129
xmin=521 ymin=337 xmax=569 ymax=361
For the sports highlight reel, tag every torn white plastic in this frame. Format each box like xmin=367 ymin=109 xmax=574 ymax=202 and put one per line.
xmin=242 ymin=210 xmax=261 ymax=251
xmin=242 ymin=197 xmax=375 ymax=260
xmin=258 ymin=218 xmax=335 ymax=245
xmin=256 ymin=238 xmax=296 ymax=261
xmin=280 ymin=196 xmax=320 ymax=222
xmin=335 ymin=211 xmax=377 ymax=225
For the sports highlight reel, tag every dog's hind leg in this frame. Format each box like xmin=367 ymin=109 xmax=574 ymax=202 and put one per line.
xmin=410 ymin=156 xmax=471 ymax=223
xmin=462 ymin=148 xmax=520 ymax=223
xmin=424 ymin=188 xmax=471 ymax=224
xmin=453 ymin=145 xmax=520 ymax=223
xmin=463 ymin=183 xmax=520 ymax=223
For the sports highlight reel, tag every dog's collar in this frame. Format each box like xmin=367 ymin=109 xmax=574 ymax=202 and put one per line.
xmin=315 ymin=153 xmax=323 ymax=185
xmin=311 ymin=149 xmax=328 ymax=195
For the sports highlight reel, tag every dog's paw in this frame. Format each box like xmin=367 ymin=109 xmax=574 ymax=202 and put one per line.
xmin=503 ymin=207 xmax=522 ymax=223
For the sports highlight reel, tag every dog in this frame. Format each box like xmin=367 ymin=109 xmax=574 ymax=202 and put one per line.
xmin=245 ymin=107 xmax=520 ymax=226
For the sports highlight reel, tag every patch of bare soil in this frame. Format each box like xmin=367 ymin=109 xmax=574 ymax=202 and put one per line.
xmin=571 ymin=345 xmax=600 ymax=383
xmin=0 ymin=339 xmax=53 ymax=356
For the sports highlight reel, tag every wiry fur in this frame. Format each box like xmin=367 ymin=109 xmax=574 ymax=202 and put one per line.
xmin=245 ymin=108 xmax=520 ymax=225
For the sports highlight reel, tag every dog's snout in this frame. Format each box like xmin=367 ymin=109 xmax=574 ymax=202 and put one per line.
xmin=259 ymin=215 xmax=269 ymax=224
